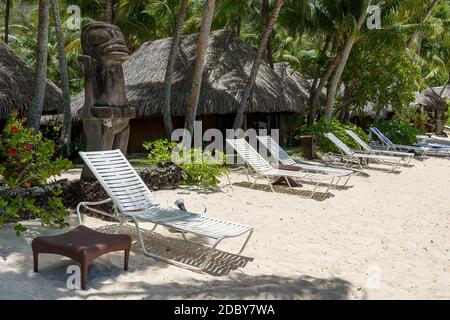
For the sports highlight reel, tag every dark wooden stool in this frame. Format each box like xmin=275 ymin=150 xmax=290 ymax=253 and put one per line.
xmin=32 ymin=225 xmax=132 ymax=290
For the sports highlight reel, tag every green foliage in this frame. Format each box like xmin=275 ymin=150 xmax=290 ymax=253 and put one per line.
xmin=0 ymin=113 xmax=72 ymax=187
xmin=375 ymin=121 xmax=421 ymax=145
xmin=178 ymin=149 xmax=226 ymax=188
xmin=143 ymin=139 xmax=226 ymax=188
xmin=298 ymin=119 xmax=367 ymax=153
xmin=143 ymin=139 xmax=176 ymax=164
xmin=0 ymin=113 xmax=72 ymax=235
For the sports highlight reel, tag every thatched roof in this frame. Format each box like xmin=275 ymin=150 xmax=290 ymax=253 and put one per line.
xmin=414 ymin=86 xmax=450 ymax=107
xmin=72 ymin=30 xmax=305 ymax=119
xmin=0 ymin=43 xmax=63 ymax=119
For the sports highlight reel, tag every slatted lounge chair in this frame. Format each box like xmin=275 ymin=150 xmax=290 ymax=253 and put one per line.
xmin=226 ymin=138 xmax=336 ymax=197
xmin=324 ymin=132 xmax=403 ymax=172
xmin=344 ymin=129 xmax=414 ymax=165
xmin=370 ymin=127 xmax=450 ymax=157
xmin=256 ymin=135 xmax=353 ymax=188
xmin=77 ymin=149 xmax=253 ymax=272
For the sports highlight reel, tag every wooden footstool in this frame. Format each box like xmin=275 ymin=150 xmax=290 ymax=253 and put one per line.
xmin=32 ymin=225 xmax=132 ymax=290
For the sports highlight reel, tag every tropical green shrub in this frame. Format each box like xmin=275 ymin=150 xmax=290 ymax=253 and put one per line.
xmin=374 ymin=121 xmax=421 ymax=145
xmin=143 ymin=139 xmax=176 ymax=164
xmin=178 ymin=149 xmax=226 ymax=188
xmin=0 ymin=113 xmax=72 ymax=235
xmin=298 ymin=119 xmax=368 ymax=153
xmin=143 ymin=139 xmax=226 ymax=188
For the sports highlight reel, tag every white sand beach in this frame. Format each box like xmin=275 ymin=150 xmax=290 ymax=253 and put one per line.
xmin=1 ymin=156 xmax=450 ymax=300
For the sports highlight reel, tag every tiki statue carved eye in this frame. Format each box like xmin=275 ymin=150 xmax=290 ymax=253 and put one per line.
xmin=81 ymin=22 xmax=130 ymax=63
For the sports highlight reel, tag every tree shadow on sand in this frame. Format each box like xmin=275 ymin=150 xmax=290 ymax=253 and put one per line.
xmin=0 ymin=223 xmax=364 ymax=300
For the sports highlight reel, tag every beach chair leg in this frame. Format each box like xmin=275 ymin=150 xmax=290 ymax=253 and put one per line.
xmin=343 ymin=175 xmax=351 ymax=187
xmin=333 ymin=176 xmax=342 ymax=189
xmin=251 ymin=177 xmax=258 ymax=189
xmin=226 ymin=172 xmax=232 ymax=186
xmin=237 ymin=229 xmax=254 ymax=255
xmin=267 ymin=177 xmax=276 ymax=192
xmin=284 ymin=176 xmax=293 ymax=188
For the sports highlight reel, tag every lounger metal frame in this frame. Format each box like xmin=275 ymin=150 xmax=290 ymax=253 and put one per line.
xmin=256 ymin=135 xmax=353 ymax=188
xmin=324 ymin=133 xmax=403 ymax=172
xmin=344 ymin=129 xmax=414 ymax=165
xmin=76 ymin=150 xmax=253 ymax=272
xmin=226 ymin=138 xmax=336 ymax=197
xmin=369 ymin=127 xmax=430 ymax=156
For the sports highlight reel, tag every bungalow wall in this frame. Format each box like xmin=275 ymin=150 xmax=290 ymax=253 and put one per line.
xmin=127 ymin=112 xmax=285 ymax=154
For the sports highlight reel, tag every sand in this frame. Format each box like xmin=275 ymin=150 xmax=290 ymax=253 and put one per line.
xmin=1 ymin=156 xmax=450 ymax=300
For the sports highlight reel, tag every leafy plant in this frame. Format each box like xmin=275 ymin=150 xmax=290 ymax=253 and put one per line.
xmin=143 ymin=139 xmax=177 ymax=164
xmin=0 ymin=113 xmax=72 ymax=187
xmin=143 ymin=139 xmax=226 ymax=187
xmin=0 ymin=113 xmax=72 ymax=235
xmin=178 ymin=148 xmax=226 ymax=188
xmin=374 ymin=121 xmax=421 ymax=145
xmin=297 ymin=119 xmax=367 ymax=153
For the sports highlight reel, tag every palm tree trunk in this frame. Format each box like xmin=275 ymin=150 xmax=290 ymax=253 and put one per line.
xmin=4 ymin=0 xmax=11 ymax=44
xmin=105 ymin=0 xmax=113 ymax=24
xmin=28 ymin=0 xmax=50 ymax=133
xmin=184 ymin=0 xmax=216 ymax=139
xmin=439 ymin=74 xmax=449 ymax=97
xmin=323 ymin=0 xmax=372 ymax=122
xmin=407 ymin=0 xmax=440 ymax=49
xmin=164 ymin=0 xmax=189 ymax=137
xmin=307 ymin=49 xmax=340 ymax=125
xmin=308 ymin=34 xmax=332 ymax=115
xmin=50 ymin=0 xmax=72 ymax=153
xmin=233 ymin=0 xmax=284 ymax=129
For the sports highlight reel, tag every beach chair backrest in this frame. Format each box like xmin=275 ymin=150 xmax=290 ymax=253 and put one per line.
xmin=256 ymin=135 xmax=296 ymax=165
xmin=370 ymin=127 xmax=393 ymax=146
xmin=324 ymin=133 xmax=354 ymax=155
xmin=345 ymin=130 xmax=370 ymax=151
xmin=226 ymin=139 xmax=273 ymax=173
xmin=79 ymin=150 xmax=160 ymax=214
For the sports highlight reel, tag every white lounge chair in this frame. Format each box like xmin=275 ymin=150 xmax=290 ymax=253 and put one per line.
xmin=76 ymin=149 xmax=253 ymax=272
xmin=226 ymin=138 xmax=336 ymax=197
xmin=369 ymin=127 xmax=429 ymax=156
xmin=324 ymin=132 xmax=404 ymax=171
xmin=256 ymin=135 xmax=353 ymax=187
xmin=370 ymin=127 xmax=450 ymax=157
xmin=344 ymin=129 xmax=414 ymax=165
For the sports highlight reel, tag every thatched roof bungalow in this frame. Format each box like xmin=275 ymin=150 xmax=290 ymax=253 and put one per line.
xmin=72 ymin=30 xmax=305 ymax=152
xmin=0 ymin=43 xmax=63 ymax=120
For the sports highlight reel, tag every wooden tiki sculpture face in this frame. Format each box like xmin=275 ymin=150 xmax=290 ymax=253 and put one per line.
xmin=79 ymin=21 xmax=136 ymax=180
xmin=81 ymin=22 xmax=130 ymax=64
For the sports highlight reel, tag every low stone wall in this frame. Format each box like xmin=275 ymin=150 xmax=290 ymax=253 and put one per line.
xmin=0 ymin=163 xmax=184 ymax=212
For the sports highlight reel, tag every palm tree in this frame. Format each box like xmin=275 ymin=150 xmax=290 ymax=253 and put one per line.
xmin=407 ymin=0 xmax=441 ymax=50
xmin=105 ymin=0 xmax=113 ymax=23
xmin=50 ymin=0 xmax=72 ymax=153
xmin=184 ymin=0 xmax=216 ymax=140
xmin=28 ymin=0 xmax=50 ymax=133
xmin=323 ymin=0 xmax=372 ymax=121
xmin=164 ymin=0 xmax=190 ymax=137
xmin=233 ymin=0 xmax=284 ymax=130
xmin=4 ymin=0 xmax=11 ymax=44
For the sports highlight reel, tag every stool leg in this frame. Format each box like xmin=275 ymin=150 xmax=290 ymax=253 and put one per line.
xmin=124 ymin=249 xmax=130 ymax=271
xmin=81 ymin=260 xmax=88 ymax=290
xmin=33 ymin=252 xmax=39 ymax=272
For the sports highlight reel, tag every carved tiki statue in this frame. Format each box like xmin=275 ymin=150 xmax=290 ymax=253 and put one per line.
xmin=79 ymin=22 xmax=135 ymax=179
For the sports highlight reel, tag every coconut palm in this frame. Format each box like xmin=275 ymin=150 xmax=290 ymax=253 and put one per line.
xmin=184 ymin=0 xmax=216 ymax=140
xmin=49 ymin=0 xmax=72 ymax=153
xmin=4 ymin=0 xmax=11 ymax=44
xmin=233 ymin=0 xmax=285 ymax=130
xmin=28 ymin=0 xmax=50 ymax=133
xmin=164 ymin=0 xmax=190 ymax=136
xmin=323 ymin=0 xmax=372 ymax=121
